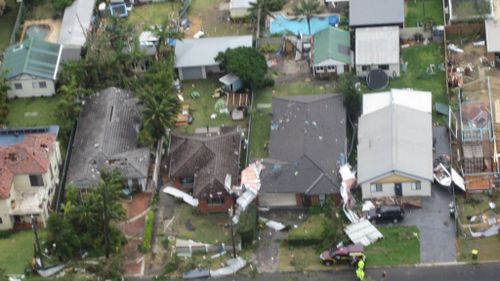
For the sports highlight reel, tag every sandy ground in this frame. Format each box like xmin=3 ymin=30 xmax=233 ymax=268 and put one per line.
xmin=21 ymin=19 xmax=61 ymax=43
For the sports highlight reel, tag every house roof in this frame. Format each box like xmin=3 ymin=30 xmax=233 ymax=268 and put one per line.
xmin=261 ymin=94 xmax=346 ymax=194
xmin=58 ymin=0 xmax=97 ymax=47
xmin=313 ymin=27 xmax=351 ymax=65
xmin=362 ymin=89 xmax=432 ymax=115
xmin=174 ymin=35 xmax=253 ymax=68
xmin=357 ymin=104 xmax=433 ymax=185
xmin=1 ymin=37 xmax=62 ymax=80
xmin=230 ymin=0 xmax=256 ymax=9
xmin=355 ymin=26 xmax=399 ymax=65
xmin=168 ymin=129 xmax=242 ymax=198
xmin=67 ymin=87 xmax=150 ymax=189
xmin=0 ymin=132 xmax=58 ymax=199
xmin=349 ymin=0 xmax=404 ymax=27
xmin=485 ymin=19 xmax=500 ymax=53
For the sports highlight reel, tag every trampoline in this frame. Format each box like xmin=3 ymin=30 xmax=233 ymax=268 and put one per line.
xmin=366 ymin=69 xmax=389 ymax=90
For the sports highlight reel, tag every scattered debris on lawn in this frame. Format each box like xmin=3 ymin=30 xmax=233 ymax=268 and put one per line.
xmin=259 ymin=217 xmax=287 ymax=231
xmin=163 ymin=186 xmax=199 ymax=207
xmin=344 ymin=219 xmax=384 ymax=246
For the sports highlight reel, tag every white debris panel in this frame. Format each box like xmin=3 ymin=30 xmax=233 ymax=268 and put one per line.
xmin=344 ymin=219 xmax=383 ymax=246
xmin=163 ymin=186 xmax=199 ymax=207
xmin=259 ymin=217 xmax=287 ymax=231
xmin=209 ymin=257 xmax=247 ymax=277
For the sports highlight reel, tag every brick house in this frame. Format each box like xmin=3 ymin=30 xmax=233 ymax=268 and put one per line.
xmin=168 ymin=128 xmax=242 ymax=213
xmin=0 ymin=126 xmax=61 ymax=230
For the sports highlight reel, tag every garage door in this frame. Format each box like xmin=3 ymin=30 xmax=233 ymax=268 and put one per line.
xmin=180 ymin=66 xmax=204 ymax=80
xmin=259 ymin=193 xmax=297 ymax=207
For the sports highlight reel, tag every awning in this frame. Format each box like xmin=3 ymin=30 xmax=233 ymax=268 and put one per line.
xmin=344 ymin=220 xmax=383 ymax=246
xmin=163 ymin=186 xmax=199 ymax=207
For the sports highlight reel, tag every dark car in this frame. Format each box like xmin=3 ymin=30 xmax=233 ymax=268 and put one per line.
xmin=368 ymin=205 xmax=404 ymax=224
xmin=320 ymin=244 xmax=365 ymax=266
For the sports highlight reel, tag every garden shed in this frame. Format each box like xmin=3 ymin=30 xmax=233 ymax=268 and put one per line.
xmin=219 ymin=73 xmax=242 ymax=92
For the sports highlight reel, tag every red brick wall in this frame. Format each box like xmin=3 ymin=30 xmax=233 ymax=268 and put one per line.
xmin=197 ymin=195 xmax=234 ymax=213
xmin=295 ymin=194 xmax=303 ymax=207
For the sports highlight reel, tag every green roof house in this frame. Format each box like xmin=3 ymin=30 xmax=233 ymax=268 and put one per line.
xmin=311 ymin=27 xmax=351 ymax=77
xmin=1 ymin=37 xmax=62 ymax=98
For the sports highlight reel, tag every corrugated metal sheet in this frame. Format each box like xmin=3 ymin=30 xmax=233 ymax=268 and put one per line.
xmin=355 ymin=26 xmax=399 ymax=65
xmin=344 ymin=220 xmax=383 ymax=246
xmin=485 ymin=19 xmax=500 ymax=53
xmin=362 ymin=89 xmax=432 ymax=115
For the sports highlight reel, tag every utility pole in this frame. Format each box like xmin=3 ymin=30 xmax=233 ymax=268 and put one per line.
xmin=31 ymin=215 xmax=44 ymax=269
xmin=229 ymin=206 xmax=237 ymax=258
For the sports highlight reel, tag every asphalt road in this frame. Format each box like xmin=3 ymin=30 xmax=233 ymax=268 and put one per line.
xmin=127 ymin=262 xmax=500 ymax=281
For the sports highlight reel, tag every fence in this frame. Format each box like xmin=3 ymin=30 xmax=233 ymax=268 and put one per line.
xmin=179 ymin=0 xmax=191 ymax=18
xmin=9 ymin=0 xmax=25 ymax=45
xmin=54 ymin=120 xmax=78 ymax=212
xmin=445 ymin=23 xmax=485 ymax=37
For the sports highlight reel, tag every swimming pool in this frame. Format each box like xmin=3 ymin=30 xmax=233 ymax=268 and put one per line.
xmin=26 ymin=25 xmax=50 ymax=40
xmin=269 ymin=15 xmax=339 ymax=35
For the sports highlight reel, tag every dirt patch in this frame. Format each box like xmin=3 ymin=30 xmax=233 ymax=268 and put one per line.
xmin=122 ymin=192 xmax=152 ymax=218
xmin=21 ymin=19 xmax=61 ymax=43
xmin=185 ymin=16 xmax=202 ymax=38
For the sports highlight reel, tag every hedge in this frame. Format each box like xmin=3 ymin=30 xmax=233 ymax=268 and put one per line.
xmin=142 ymin=210 xmax=155 ymax=252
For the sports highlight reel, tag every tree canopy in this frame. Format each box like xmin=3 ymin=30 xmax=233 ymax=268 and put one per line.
xmin=0 ymin=73 xmax=9 ymax=126
xmin=293 ymin=0 xmax=322 ymax=35
xmin=216 ymin=47 xmax=268 ymax=89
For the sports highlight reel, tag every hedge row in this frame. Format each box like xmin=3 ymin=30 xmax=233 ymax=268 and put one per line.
xmin=142 ymin=210 xmax=155 ymax=252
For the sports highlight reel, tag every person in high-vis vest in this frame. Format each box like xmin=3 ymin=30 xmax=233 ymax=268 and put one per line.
xmin=356 ymin=268 xmax=365 ymax=281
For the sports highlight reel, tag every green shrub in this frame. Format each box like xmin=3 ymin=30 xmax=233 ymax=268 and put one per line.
xmin=0 ymin=230 xmax=12 ymax=239
xmin=142 ymin=210 xmax=155 ymax=252
xmin=238 ymin=204 xmax=257 ymax=249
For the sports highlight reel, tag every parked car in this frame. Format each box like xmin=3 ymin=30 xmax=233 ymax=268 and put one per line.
xmin=368 ymin=205 xmax=404 ymax=223
xmin=320 ymin=244 xmax=365 ymax=266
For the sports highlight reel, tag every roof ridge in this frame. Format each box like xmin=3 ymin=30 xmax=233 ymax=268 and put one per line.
xmin=304 ymin=172 xmax=324 ymax=194
xmin=22 ymin=37 xmax=35 ymax=74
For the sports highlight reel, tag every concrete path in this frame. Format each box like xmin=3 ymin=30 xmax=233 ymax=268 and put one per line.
xmin=402 ymin=186 xmax=457 ymax=263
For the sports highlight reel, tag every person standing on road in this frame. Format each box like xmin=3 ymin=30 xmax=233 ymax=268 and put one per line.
xmin=381 ymin=270 xmax=387 ymax=281
xmin=356 ymin=268 xmax=365 ymax=281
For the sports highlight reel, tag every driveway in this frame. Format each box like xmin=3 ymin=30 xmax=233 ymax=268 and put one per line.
xmin=402 ymin=186 xmax=456 ymax=263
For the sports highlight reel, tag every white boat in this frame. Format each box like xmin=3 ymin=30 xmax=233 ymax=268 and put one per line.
xmin=433 ymin=163 xmax=452 ymax=187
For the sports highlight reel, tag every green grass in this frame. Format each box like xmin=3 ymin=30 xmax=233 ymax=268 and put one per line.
xmin=405 ymin=0 xmax=444 ymax=27
xmin=389 ymin=43 xmax=447 ymax=124
xmin=457 ymin=235 xmax=500 ymax=261
xmin=127 ymin=2 xmax=180 ymax=30
xmin=278 ymin=243 xmax=346 ymax=272
xmin=5 ymin=97 xmax=60 ymax=127
xmin=170 ymin=204 xmax=231 ymax=244
xmin=175 ymin=79 xmax=246 ymax=134
xmin=288 ymin=214 xmax=329 ymax=241
xmin=365 ymin=226 xmax=420 ymax=266
xmin=0 ymin=0 xmax=18 ymax=52
xmin=188 ymin=0 xmax=251 ymax=37
xmin=249 ymin=81 xmax=335 ymax=160
xmin=0 ymin=230 xmax=44 ymax=275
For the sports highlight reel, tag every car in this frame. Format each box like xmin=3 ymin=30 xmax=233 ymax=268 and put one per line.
xmin=368 ymin=205 xmax=404 ymax=224
xmin=320 ymin=244 xmax=365 ymax=266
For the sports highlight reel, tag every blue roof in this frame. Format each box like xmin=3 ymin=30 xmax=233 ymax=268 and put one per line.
xmin=0 ymin=126 xmax=59 ymax=147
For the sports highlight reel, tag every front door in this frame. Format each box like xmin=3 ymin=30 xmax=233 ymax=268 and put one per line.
xmin=302 ymin=195 xmax=312 ymax=207
xmin=394 ymin=183 xmax=402 ymax=197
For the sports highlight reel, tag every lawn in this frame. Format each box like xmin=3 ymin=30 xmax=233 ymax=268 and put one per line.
xmin=389 ymin=43 xmax=447 ymax=124
xmin=175 ymin=79 xmax=247 ymax=134
xmin=364 ymin=226 xmax=420 ymax=266
xmin=0 ymin=230 xmax=42 ymax=275
xmin=405 ymin=0 xmax=444 ymax=27
xmin=169 ymin=204 xmax=232 ymax=244
xmin=288 ymin=214 xmax=329 ymax=241
xmin=279 ymin=243 xmax=344 ymax=272
xmin=188 ymin=0 xmax=252 ymax=37
xmin=0 ymin=0 xmax=18 ymax=52
xmin=249 ymin=81 xmax=336 ymax=160
xmin=24 ymin=1 xmax=56 ymax=20
xmin=457 ymin=235 xmax=500 ymax=261
xmin=127 ymin=2 xmax=180 ymax=30
xmin=5 ymin=97 xmax=60 ymax=128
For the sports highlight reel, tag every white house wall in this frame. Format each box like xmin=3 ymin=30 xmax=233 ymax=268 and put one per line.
xmin=7 ymin=74 xmax=55 ymax=98
xmin=355 ymin=63 xmax=400 ymax=77
xmin=230 ymin=8 xmax=251 ymax=18
xmin=259 ymin=193 xmax=297 ymax=207
xmin=361 ymin=180 xmax=431 ymax=199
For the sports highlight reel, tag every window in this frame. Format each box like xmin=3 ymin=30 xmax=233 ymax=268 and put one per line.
xmin=361 ymin=65 xmax=369 ymax=71
xmin=32 ymin=81 xmax=47 ymax=89
xmin=0 ymin=217 xmax=3 ymax=224
xmin=207 ymin=196 xmax=225 ymax=205
xmin=370 ymin=183 xmax=383 ymax=192
xmin=379 ymin=64 xmax=389 ymax=70
xmin=411 ymin=182 xmax=421 ymax=190
xmin=29 ymin=174 xmax=44 ymax=187
xmin=14 ymin=83 xmax=22 ymax=90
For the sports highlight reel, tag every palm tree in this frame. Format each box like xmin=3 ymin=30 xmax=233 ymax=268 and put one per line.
xmin=249 ymin=0 xmax=275 ymax=39
xmin=141 ymin=86 xmax=180 ymax=142
xmin=293 ymin=0 xmax=322 ymax=35
xmin=149 ymin=16 xmax=184 ymax=59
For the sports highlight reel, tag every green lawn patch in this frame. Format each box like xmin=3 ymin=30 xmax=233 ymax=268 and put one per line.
xmin=278 ymin=243 xmax=343 ymax=272
xmin=288 ymin=214 xmax=329 ymax=242
xmin=405 ymin=0 xmax=444 ymax=27
xmin=0 ymin=0 xmax=18 ymax=52
xmin=127 ymin=2 xmax=180 ymax=30
xmin=176 ymin=79 xmax=246 ymax=134
xmin=389 ymin=43 xmax=447 ymax=124
xmin=365 ymin=225 xmax=420 ymax=266
xmin=457 ymin=235 xmax=500 ymax=261
xmin=0 ymin=230 xmax=45 ymax=275
xmin=170 ymin=204 xmax=231 ymax=244
xmin=5 ymin=97 xmax=60 ymax=128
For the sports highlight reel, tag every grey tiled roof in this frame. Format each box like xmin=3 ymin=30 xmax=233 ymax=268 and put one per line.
xmin=261 ymin=94 xmax=346 ymax=194
xmin=169 ymin=129 xmax=242 ymax=198
xmin=67 ymin=87 xmax=150 ymax=189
